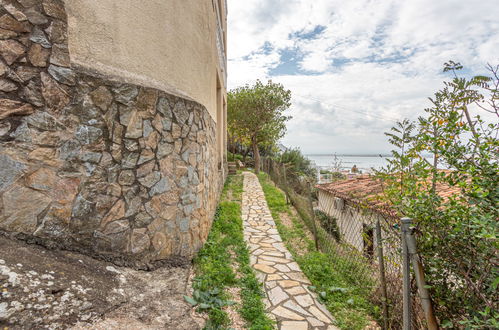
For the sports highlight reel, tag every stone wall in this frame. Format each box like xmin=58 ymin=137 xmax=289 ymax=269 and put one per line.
xmin=0 ymin=0 xmax=224 ymax=268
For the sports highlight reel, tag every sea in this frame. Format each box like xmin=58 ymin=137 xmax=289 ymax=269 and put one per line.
xmin=305 ymin=154 xmax=435 ymax=173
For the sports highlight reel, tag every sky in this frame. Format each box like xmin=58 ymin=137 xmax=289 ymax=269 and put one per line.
xmin=227 ymin=0 xmax=499 ymax=155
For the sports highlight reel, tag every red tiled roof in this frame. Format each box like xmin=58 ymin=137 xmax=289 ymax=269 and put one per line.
xmin=316 ymin=174 xmax=462 ymax=219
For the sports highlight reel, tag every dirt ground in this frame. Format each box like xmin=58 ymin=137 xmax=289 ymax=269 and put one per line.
xmin=0 ymin=236 xmax=203 ymax=329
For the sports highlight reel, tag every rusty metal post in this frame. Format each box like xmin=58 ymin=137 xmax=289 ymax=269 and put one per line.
xmin=376 ymin=219 xmax=389 ymax=329
xmin=306 ymin=181 xmax=319 ymax=251
xmin=401 ymin=217 xmax=412 ymax=330
xmin=282 ymin=164 xmax=290 ymax=205
xmin=405 ymin=227 xmax=439 ymax=330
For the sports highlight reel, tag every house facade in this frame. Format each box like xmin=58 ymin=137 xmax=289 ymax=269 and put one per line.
xmin=316 ymin=177 xmax=402 ymax=269
xmin=0 ymin=0 xmax=227 ymax=268
xmin=317 ymin=175 xmax=460 ymax=270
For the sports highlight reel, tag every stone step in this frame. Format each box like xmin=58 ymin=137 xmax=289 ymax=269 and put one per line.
xmin=228 ymin=162 xmax=237 ymax=174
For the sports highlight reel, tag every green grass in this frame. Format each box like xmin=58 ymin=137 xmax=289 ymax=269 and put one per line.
xmin=257 ymin=172 xmax=379 ymax=330
xmin=190 ymin=174 xmax=274 ymax=329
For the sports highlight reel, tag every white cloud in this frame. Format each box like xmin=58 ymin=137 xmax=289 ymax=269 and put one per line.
xmin=227 ymin=0 xmax=499 ymax=154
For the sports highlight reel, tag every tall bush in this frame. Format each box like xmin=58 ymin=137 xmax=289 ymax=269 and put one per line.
xmin=227 ymin=80 xmax=292 ymax=174
xmin=279 ymin=148 xmax=316 ymax=180
xmin=376 ymin=62 xmax=498 ymax=328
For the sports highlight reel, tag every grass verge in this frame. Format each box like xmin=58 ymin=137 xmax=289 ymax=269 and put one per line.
xmin=188 ymin=174 xmax=274 ymax=329
xmin=257 ymin=172 xmax=379 ymax=330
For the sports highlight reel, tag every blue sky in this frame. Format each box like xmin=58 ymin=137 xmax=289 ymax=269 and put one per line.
xmin=227 ymin=0 xmax=499 ymax=154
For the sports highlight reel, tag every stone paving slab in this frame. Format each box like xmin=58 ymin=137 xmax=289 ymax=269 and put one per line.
xmin=242 ymin=172 xmax=339 ymax=330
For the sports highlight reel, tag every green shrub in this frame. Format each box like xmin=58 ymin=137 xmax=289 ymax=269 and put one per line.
xmin=279 ymin=148 xmax=316 ymax=180
xmin=376 ymin=62 xmax=499 ymax=327
xmin=315 ymin=209 xmax=341 ymax=241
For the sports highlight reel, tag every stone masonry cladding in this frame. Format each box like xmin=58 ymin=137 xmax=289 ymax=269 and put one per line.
xmin=0 ymin=0 xmax=225 ymax=269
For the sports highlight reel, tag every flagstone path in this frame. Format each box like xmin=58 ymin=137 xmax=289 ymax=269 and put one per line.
xmin=242 ymin=172 xmax=338 ymax=330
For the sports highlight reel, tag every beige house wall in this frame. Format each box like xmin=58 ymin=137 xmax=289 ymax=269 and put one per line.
xmin=64 ymin=0 xmax=228 ymax=158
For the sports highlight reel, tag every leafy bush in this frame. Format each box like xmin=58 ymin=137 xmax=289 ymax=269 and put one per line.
xmin=315 ymin=209 xmax=341 ymax=241
xmin=279 ymin=148 xmax=316 ymax=180
xmin=228 ymin=152 xmax=244 ymax=162
xmin=376 ymin=62 xmax=499 ymax=328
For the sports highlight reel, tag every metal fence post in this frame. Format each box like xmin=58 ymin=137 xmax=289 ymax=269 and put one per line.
xmin=306 ymin=181 xmax=319 ymax=251
xmin=405 ymin=226 xmax=439 ymax=329
xmin=401 ymin=217 xmax=412 ymax=330
xmin=376 ymin=219 xmax=389 ymax=329
xmin=282 ymin=164 xmax=290 ymax=205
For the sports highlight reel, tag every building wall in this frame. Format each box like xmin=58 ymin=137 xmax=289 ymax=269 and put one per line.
xmin=64 ymin=0 xmax=228 ymax=162
xmin=64 ymin=0 xmax=227 ymax=121
xmin=0 ymin=0 xmax=226 ymax=268
xmin=317 ymin=190 xmax=401 ymax=272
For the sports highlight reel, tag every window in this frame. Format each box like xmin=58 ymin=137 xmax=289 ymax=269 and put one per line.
xmin=362 ymin=224 xmax=374 ymax=261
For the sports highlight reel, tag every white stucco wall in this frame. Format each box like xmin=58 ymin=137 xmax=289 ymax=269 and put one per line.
xmin=317 ymin=189 xmax=402 ymax=272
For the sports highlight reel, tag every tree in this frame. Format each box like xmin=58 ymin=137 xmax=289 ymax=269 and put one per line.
xmin=227 ymin=94 xmax=251 ymax=161
xmin=279 ymin=148 xmax=316 ymax=180
xmin=376 ymin=62 xmax=498 ymax=328
xmin=227 ymin=80 xmax=292 ymax=173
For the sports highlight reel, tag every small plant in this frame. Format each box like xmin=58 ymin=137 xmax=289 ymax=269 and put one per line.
xmin=190 ymin=174 xmax=273 ymax=329
xmin=315 ymin=209 xmax=341 ymax=241
xmin=184 ymin=287 xmax=236 ymax=311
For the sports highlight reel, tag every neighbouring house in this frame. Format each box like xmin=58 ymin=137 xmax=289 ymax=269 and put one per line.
xmin=0 ymin=0 xmax=228 ymax=268
xmin=317 ymin=176 xmax=396 ymax=262
xmin=316 ymin=175 xmax=460 ymax=266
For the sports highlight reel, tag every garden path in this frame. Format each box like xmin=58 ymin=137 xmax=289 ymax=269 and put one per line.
xmin=242 ymin=172 xmax=338 ymax=330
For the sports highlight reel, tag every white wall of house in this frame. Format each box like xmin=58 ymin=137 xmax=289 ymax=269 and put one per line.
xmin=317 ymin=189 xmax=402 ymax=273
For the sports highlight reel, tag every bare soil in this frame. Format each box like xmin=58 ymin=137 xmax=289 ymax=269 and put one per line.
xmin=0 ymin=236 xmax=202 ymax=329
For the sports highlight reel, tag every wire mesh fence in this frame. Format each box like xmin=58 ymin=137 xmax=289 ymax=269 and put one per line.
xmin=261 ymin=157 xmax=429 ymax=329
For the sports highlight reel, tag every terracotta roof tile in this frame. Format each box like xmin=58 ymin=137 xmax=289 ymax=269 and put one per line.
xmin=316 ymin=174 xmax=461 ymax=219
